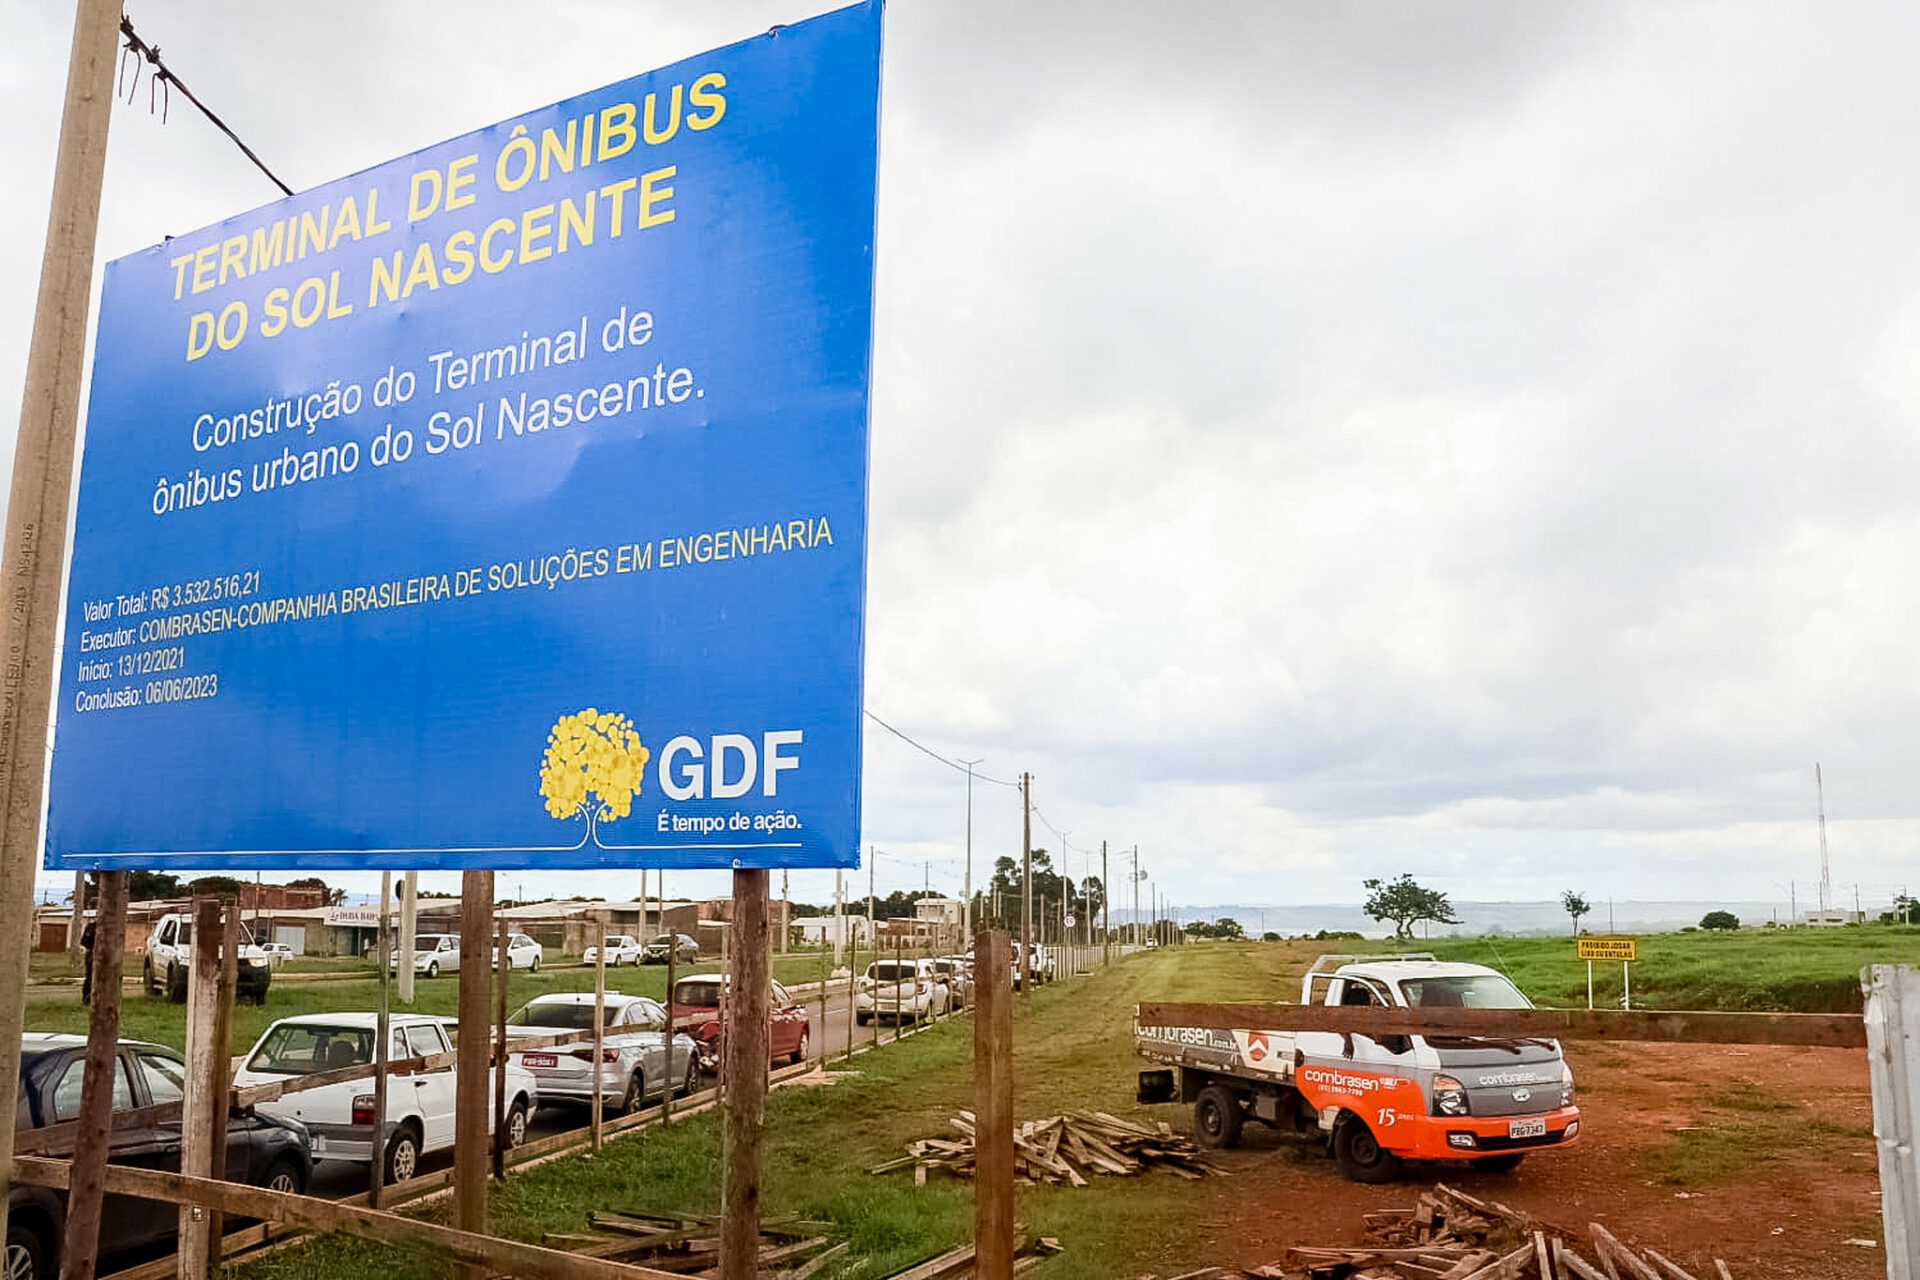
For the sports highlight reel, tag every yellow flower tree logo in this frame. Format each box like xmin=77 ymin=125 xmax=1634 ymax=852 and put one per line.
xmin=539 ymin=709 xmax=651 ymax=837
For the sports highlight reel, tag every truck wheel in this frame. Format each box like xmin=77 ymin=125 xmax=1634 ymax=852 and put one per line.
xmin=143 ymin=959 xmax=159 ymax=998
xmin=166 ymin=963 xmax=187 ymax=1004
xmin=1471 ymin=1153 xmax=1524 ymax=1173
xmin=1332 ymin=1115 xmax=1402 ymax=1184
xmin=1192 ymin=1086 xmax=1245 ymax=1149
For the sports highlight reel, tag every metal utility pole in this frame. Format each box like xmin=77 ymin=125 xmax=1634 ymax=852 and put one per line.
xmin=781 ymin=868 xmax=790 ymax=955
xmin=867 ymin=845 xmax=876 ymax=951
xmin=832 ymin=868 xmax=844 ymax=967
xmin=1816 ymin=762 xmax=1832 ymax=919
xmin=1131 ymin=846 xmax=1140 ymax=945
xmin=398 ymin=870 xmax=417 ymax=1004
xmin=960 ymin=758 xmax=981 ymax=942
xmin=1020 ymin=773 xmax=1033 ymax=995
xmin=0 ymin=0 xmax=120 ymax=1251
xmin=68 ymin=869 xmax=85 ymax=971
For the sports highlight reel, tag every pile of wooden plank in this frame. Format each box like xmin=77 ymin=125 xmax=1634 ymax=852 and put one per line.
xmin=871 ymin=1109 xmax=1220 ymax=1186
xmin=541 ymin=1208 xmax=846 ymax=1278
xmin=875 ymin=1236 xmax=1063 ymax=1280
xmin=1241 ymin=1183 xmax=1737 ymax=1280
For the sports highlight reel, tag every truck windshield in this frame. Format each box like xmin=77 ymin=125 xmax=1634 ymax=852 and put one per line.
xmin=1398 ymin=975 xmax=1530 ymax=1009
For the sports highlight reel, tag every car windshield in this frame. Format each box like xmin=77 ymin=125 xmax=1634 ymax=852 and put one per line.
xmin=674 ymin=981 xmax=722 ymax=1007
xmin=416 ymin=936 xmax=455 ymax=951
xmin=247 ymin=1024 xmax=373 ymax=1075
xmin=603 ymin=937 xmax=625 ymax=947
xmin=1398 ymin=975 xmax=1531 ymax=1010
xmin=650 ymin=935 xmax=678 ymax=946
xmin=508 ymin=1003 xmax=612 ymax=1029
xmin=867 ymin=963 xmax=916 ymax=981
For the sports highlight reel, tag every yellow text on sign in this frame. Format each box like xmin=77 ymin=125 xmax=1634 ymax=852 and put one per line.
xmin=1578 ymin=938 xmax=1637 ymax=962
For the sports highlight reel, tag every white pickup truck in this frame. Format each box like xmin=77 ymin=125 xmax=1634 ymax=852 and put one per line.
xmin=142 ymin=911 xmax=273 ymax=1004
xmin=1136 ymin=953 xmax=1579 ymax=1182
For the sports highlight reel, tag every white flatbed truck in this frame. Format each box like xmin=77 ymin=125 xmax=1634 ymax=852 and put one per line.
xmin=1135 ymin=954 xmax=1580 ymax=1182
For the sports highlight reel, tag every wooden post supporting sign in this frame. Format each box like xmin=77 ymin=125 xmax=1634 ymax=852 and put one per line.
xmin=719 ymin=869 xmax=770 ymax=1280
xmin=177 ymin=897 xmax=224 ymax=1279
xmin=0 ymin=0 xmax=119 ymax=1253
xmin=203 ymin=904 xmax=239 ymax=1271
xmin=60 ymin=868 xmax=126 ymax=1280
xmin=454 ymin=871 xmax=494 ymax=1241
xmin=973 ymin=926 xmax=1013 ymax=1280
xmin=592 ymin=910 xmax=607 ymax=1151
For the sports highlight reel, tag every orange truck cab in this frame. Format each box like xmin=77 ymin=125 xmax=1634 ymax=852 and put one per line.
xmin=1135 ymin=953 xmax=1578 ymax=1182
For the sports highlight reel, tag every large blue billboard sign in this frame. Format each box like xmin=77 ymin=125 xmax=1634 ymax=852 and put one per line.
xmin=46 ymin=3 xmax=882 ymax=871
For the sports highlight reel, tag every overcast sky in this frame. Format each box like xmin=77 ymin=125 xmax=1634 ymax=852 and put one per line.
xmin=3 ymin=1 xmax=1916 ymax=919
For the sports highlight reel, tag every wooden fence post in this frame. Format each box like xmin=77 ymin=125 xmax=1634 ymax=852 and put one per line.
xmin=973 ymin=926 xmax=1013 ymax=1280
xmin=663 ymin=927 xmax=677 ymax=1126
xmin=1866 ymin=964 xmax=1920 ymax=1279
xmin=493 ymin=913 xmax=510 ymax=1179
xmin=454 ymin=871 xmax=493 ymax=1243
xmin=177 ymin=897 xmax=223 ymax=1279
xmin=60 ymin=868 xmax=126 ymax=1280
xmin=371 ymin=874 xmax=391 ymax=1208
xmin=591 ymin=910 xmax=607 ymax=1151
xmin=719 ymin=869 xmax=770 ymax=1280
xmin=202 ymin=904 xmax=239 ymax=1271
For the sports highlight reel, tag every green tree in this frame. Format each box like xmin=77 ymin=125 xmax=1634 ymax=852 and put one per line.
xmin=186 ymin=875 xmax=243 ymax=898
xmin=127 ymin=870 xmax=182 ymax=901
xmin=1699 ymin=909 xmax=1740 ymax=931
xmin=1561 ymin=890 xmax=1592 ymax=936
xmin=1362 ymin=874 xmax=1459 ymax=940
xmin=1882 ymin=895 xmax=1920 ymax=925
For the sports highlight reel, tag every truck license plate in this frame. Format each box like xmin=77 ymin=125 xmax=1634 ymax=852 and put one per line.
xmin=1508 ymin=1118 xmax=1547 ymax=1140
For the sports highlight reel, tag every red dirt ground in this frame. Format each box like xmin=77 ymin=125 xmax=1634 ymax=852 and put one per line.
xmin=1176 ymin=1041 xmax=1884 ymax=1278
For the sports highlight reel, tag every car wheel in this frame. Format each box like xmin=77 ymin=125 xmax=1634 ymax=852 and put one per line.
xmin=384 ymin=1124 xmax=422 ymax=1184
xmin=505 ymin=1099 xmax=529 ymax=1148
xmin=618 ymin=1071 xmax=646 ymax=1116
xmin=425 ymin=961 xmax=439 ymax=978
xmin=855 ymin=1012 xmax=870 ymax=1026
xmin=529 ymin=955 xmax=539 ymax=972
xmin=1471 ymin=1153 xmax=1524 ymax=1174
xmin=682 ymin=1058 xmax=700 ymax=1097
xmin=5 ymin=1220 xmax=47 ymax=1280
xmin=1192 ymin=1086 xmax=1244 ymax=1150
xmin=261 ymin=1155 xmax=306 ymax=1196
xmin=791 ymin=1028 xmax=809 ymax=1065
xmin=1332 ymin=1115 xmax=1402 ymax=1184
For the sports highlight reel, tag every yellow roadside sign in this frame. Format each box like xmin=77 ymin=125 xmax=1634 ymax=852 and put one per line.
xmin=1578 ymin=937 xmax=1636 ymax=962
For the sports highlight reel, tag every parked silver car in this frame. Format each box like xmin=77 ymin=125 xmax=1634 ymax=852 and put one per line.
xmin=642 ymin=933 xmax=700 ymax=965
xmin=503 ymin=992 xmax=700 ymax=1114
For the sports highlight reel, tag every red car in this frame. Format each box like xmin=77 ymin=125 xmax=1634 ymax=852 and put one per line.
xmin=670 ymin=973 xmax=810 ymax=1073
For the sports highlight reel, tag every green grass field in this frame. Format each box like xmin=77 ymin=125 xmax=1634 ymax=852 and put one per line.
xmin=1420 ymin=923 xmax=1920 ymax=1011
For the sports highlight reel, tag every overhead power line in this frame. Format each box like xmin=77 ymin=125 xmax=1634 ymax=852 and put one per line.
xmin=862 ymin=709 xmax=1017 ymax=787
xmin=119 ymin=16 xmax=293 ymax=196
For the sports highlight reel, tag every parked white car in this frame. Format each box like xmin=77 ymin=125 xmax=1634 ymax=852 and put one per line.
xmin=855 ymin=959 xmax=951 ymax=1025
xmin=494 ymin=933 xmax=545 ymax=971
xmin=233 ymin=1012 xmax=538 ymax=1183
xmin=260 ymin=941 xmax=297 ymax=967
xmin=505 ymin=992 xmax=700 ymax=1112
xmin=389 ymin=933 xmax=461 ymax=978
xmin=583 ymin=935 xmax=643 ymax=967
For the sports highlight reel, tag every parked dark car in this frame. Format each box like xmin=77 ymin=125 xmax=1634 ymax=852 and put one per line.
xmin=7 ymin=1033 xmax=314 ymax=1279
xmin=642 ymin=933 xmax=700 ymax=965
